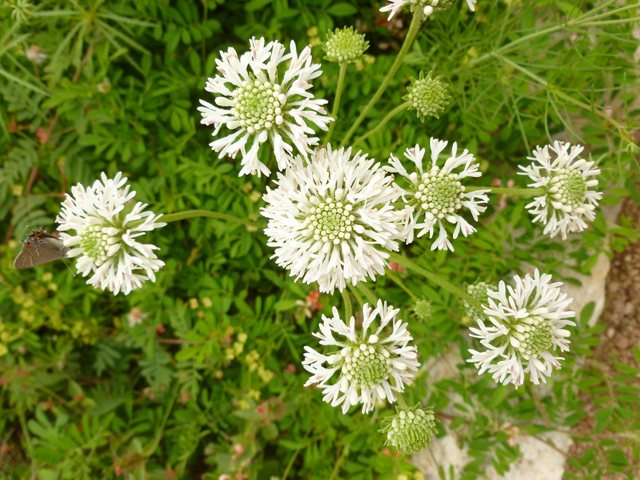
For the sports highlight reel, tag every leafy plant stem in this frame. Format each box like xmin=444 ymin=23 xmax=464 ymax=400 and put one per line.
xmin=352 ymin=101 xmax=411 ymax=148
xmin=282 ymin=426 xmax=313 ymax=480
xmin=341 ymin=288 xmax=353 ymax=321
xmin=492 ymin=52 xmax=634 ymax=145
xmin=356 ymin=283 xmax=378 ymax=306
xmin=17 ymin=407 xmax=35 ymax=476
xmin=388 ymin=252 xmax=482 ymax=311
xmin=328 ymin=444 xmax=350 ymax=480
xmin=526 ymin=384 xmax=551 ymax=428
xmin=324 ymin=62 xmax=348 ymax=145
xmin=162 ymin=209 xmax=261 ymax=228
xmin=339 ymin=9 xmax=423 ymax=147
xmin=386 ymin=270 xmax=418 ymax=300
xmin=465 ymin=186 xmax=546 ymax=196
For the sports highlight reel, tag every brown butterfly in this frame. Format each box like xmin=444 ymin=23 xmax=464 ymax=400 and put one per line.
xmin=14 ymin=227 xmax=69 ymax=269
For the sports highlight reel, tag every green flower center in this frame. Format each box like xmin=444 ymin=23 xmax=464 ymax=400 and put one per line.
xmin=343 ymin=343 xmax=391 ymax=388
xmin=510 ymin=316 xmax=553 ymax=360
xmin=80 ymin=224 xmax=123 ymax=266
xmin=233 ymin=79 xmax=286 ymax=133
xmin=307 ymin=198 xmax=355 ymax=244
xmin=385 ymin=408 xmax=437 ymax=454
xmin=551 ymin=168 xmax=587 ymax=209
xmin=412 ymin=167 xmax=463 ymax=219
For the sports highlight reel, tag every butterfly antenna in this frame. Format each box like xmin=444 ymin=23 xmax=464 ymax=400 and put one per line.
xmin=62 ymin=258 xmax=76 ymax=278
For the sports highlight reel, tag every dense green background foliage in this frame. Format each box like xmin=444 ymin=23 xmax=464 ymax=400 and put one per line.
xmin=1 ymin=0 xmax=639 ymax=479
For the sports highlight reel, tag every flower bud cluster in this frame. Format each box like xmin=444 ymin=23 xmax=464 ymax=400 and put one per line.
xmin=324 ymin=26 xmax=369 ymax=64
xmin=463 ymin=282 xmax=497 ymax=322
xmin=225 ymin=331 xmax=248 ymax=361
xmin=380 ymin=404 xmax=438 ymax=454
xmin=405 ymin=71 xmax=450 ymax=121
xmin=412 ymin=298 xmax=433 ymax=322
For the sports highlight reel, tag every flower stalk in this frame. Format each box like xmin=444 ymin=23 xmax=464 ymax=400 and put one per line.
xmin=324 ymin=62 xmax=348 ymax=145
xmin=341 ymin=288 xmax=352 ymax=324
xmin=162 ymin=210 xmax=261 ymax=229
xmin=352 ymin=101 xmax=410 ymax=148
xmin=388 ymin=252 xmax=483 ymax=311
xmin=465 ymin=186 xmax=546 ymax=196
xmin=340 ymin=9 xmax=423 ymax=147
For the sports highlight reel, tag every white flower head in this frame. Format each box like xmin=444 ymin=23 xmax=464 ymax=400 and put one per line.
xmin=380 ymin=0 xmax=455 ymax=21
xmin=56 ymin=172 xmax=166 ymax=296
xmin=303 ymin=301 xmax=420 ymax=414
xmin=198 ymin=37 xmax=332 ymax=177
xmin=466 ymin=269 xmax=577 ymax=387
xmin=386 ymin=139 xmax=489 ymax=251
xmin=25 ymin=45 xmax=48 ymax=64
xmin=519 ymin=141 xmax=602 ymax=240
xmin=262 ymin=145 xmax=406 ymax=294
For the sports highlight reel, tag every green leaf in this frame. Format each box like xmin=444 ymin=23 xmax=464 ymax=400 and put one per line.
xmin=489 ymin=386 xmax=508 ymax=408
xmin=245 ymin=0 xmax=272 ymax=12
xmin=273 ymin=299 xmax=299 ymax=311
xmin=580 ymin=301 xmax=596 ymax=325
xmin=327 ymin=3 xmax=357 ymax=16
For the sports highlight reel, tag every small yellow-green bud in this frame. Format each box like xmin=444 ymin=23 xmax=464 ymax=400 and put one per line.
xmin=380 ymin=404 xmax=438 ymax=454
xmin=323 ymin=27 xmax=369 ymax=64
xmin=463 ymin=282 xmax=497 ymax=321
xmin=405 ymin=71 xmax=450 ymax=121
xmin=412 ymin=298 xmax=433 ymax=323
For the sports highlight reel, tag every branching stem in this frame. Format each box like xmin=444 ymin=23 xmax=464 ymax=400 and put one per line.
xmin=340 ymin=10 xmax=423 ymax=147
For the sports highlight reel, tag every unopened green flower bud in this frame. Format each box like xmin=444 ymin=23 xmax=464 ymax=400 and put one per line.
xmin=405 ymin=71 xmax=450 ymax=121
xmin=323 ymin=26 xmax=369 ymax=64
xmin=412 ymin=298 xmax=433 ymax=323
xmin=463 ymin=282 xmax=497 ymax=322
xmin=380 ymin=404 xmax=438 ymax=454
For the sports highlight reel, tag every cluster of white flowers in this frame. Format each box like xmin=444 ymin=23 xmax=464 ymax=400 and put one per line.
xmin=198 ymin=37 xmax=332 ymax=177
xmin=56 ymin=172 xmax=166 ymax=295
xmin=520 ymin=142 xmax=602 ymax=240
xmin=262 ymin=145 xmax=406 ymax=293
xmin=303 ymin=301 xmax=419 ymax=414
xmin=466 ymin=269 xmax=576 ymax=387
xmin=42 ymin=8 xmax=601 ymax=450
xmin=386 ymin=140 xmax=489 ymax=250
xmin=380 ymin=0 xmax=476 ymax=20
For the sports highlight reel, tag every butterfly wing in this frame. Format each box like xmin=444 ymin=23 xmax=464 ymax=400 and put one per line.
xmin=14 ymin=233 xmax=69 ymax=269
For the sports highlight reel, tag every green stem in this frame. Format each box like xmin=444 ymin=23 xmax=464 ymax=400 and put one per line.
xmin=162 ymin=209 xmax=260 ymax=229
xmin=493 ymin=51 xmax=630 ymax=134
xmin=462 ymin=3 xmax=637 ymax=70
xmin=356 ymin=283 xmax=378 ymax=306
xmin=340 ymin=10 xmax=423 ymax=147
xmin=17 ymin=407 xmax=35 ymax=476
xmin=347 ymin=284 xmax=364 ymax=307
xmin=388 ymin=252 xmax=482 ymax=311
xmin=328 ymin=445 xmax=350 ymax=480
xmin=465 ymin=186 xmax=546 ymax=196
xmin=395 ymin=390 xmax=409 ymax=409
xmin=341 ymin=288 xmax=353 ymax=321
xmin=282 ymin=426 xmax=313 ymax=480
xmin=386 ymin=270 xmax=418 ymax=300
xmin=324 ymin=62 xmax=348 ymax=145
xmin=352 ymin=101 xmax=411 ymax=148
